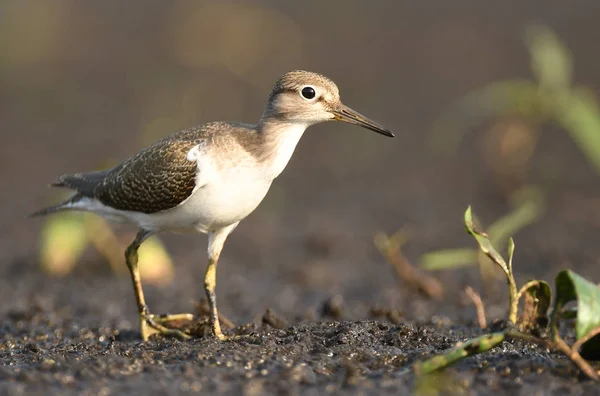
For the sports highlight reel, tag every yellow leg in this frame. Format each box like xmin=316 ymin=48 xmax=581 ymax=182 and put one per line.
xmin=204 ymin=257 xmax=227 ymax=340
xmin=125 ymin=230 xmax=191 ymax=341
xmin=204 ymin=223 xmax=239 ymax=341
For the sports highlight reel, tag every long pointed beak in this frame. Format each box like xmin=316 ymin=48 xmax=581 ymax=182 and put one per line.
xmin=332 ymin=104 xmax=394 ymax=137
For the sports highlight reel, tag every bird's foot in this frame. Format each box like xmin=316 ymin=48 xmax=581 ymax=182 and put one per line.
xmin=215 ymin=331 xmax=232 ymax=341
xmin=150 ymin=312 xmax=195 ymax=324
xmin=139 ymin=308 xmax=194 ymax=341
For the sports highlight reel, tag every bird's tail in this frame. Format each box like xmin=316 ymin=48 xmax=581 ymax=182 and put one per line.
xmin=29 ymin=193 xmax=85 ymax=218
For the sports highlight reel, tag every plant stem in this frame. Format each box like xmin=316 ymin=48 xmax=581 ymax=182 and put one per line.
xmin=506 ymin=330 xmax=553 ymax=348
xmin=507 ymin=273 xmax=519 ymax=324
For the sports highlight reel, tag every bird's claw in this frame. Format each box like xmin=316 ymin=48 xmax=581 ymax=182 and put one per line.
xmin=139 ymin=307 xmax=193 ymax=341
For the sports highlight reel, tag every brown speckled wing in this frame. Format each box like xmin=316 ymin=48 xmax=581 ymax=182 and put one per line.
xmin=56 ymin=129 xmax=208 ymax=214
xmin=94 ymin=139 xmax=200 ymax=213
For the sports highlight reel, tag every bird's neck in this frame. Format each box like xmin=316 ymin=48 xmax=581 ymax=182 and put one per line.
xmin=254 ymin=117 xmax=309 ymax=179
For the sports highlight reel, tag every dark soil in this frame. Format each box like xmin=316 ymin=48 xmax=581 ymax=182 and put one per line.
xmin=2 ymin=1 xmax=600 ymax=395
xmin=2 ymin=306 xmax=597 ymax=395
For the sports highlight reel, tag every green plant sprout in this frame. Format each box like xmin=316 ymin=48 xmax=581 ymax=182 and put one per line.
xmin=413 ymin=206 xmax=600 ymax=381
xmin=429 ymin=23 xmax=600 ymax=175
xmin=419 ymin=186 xmax=545 ymax=286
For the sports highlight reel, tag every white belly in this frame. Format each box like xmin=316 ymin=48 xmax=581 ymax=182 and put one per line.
xmin=73 ymin=169 xmax=273 ymax=234
xmin=129 ymin=173 xmax=272 ymax=233
xmin=162 ymin=177 xmax=272 ymax=232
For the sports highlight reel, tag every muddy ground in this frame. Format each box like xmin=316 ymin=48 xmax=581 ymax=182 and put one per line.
xmin=2 ymin=1 xmax=600 ymax=395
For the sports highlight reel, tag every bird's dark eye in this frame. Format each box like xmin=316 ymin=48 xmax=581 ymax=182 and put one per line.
xmin=301 ymin=86 xmax=316 ymax=100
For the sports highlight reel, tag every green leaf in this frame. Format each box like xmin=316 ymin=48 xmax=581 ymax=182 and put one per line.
xmin=465 ymin=206 xmax=520 ymax=323
xmin=554 ymin=270 xmax=600 ymax=341
xmin=464 ymin=207 xmax=509 ymax=276
xmin=507 ymin=238 xmax=515 ymax=276
xmin=419 ymin=249 xmax=479 ymax=270
xmin=414 ymin=332 xmax=506 ymax=375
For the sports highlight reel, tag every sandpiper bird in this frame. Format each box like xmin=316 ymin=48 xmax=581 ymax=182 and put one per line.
xmin=31 ymin=70 xmax=394 ymax=341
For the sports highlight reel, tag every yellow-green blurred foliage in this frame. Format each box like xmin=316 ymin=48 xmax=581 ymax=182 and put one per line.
xmin=40 ymin=212 xmax=174 ymax=286
xmin=40 ymin=212 xmax=88 ymax=277
xmin=414 ymin=370 xmax=469 ymax=396
xmin=430 ymin=23 xmax=600 ymax=180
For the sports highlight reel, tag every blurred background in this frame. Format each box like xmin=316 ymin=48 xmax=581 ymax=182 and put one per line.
xmin=2 ymin=0 xmax=600 ymax=330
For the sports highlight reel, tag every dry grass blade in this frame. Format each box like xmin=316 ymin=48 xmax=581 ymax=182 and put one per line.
xmin=465 ymin=286 xmax=487 ymax=329
xmin=262 ymin=308 xmax=287 ymax=329
xmin=374 ymin=231 xmax=444 ymax=300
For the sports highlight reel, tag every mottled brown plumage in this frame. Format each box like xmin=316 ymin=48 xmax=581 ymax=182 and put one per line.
xmin=54 ymin=127 xmax=203 ymax=213
xmin=50 ymin=122 xmax=266 ymax=214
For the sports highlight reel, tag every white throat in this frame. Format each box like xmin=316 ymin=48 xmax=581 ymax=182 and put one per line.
xmin=264 ymin=123 xmax=308 ymax=180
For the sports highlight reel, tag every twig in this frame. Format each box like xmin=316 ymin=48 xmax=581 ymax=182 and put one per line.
xmin=374 ymin=232 xmax=444 ymax=300
xmin=572 ymin=326 xmax=600 ymax=353
xmin=552 ymin=333 xmax=599 ymax=381
xmin=511 ymin=319 xmax=598 ymax=380
xmin=465 ymin=286 xmax=487 ymax=329
xmin=546 ymin=300 xmax=598 ymax=380
xmin=549 ymin=303 xmax=599 ymax=382
xmin=508 ymin=329 xmax=599 ymax=380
